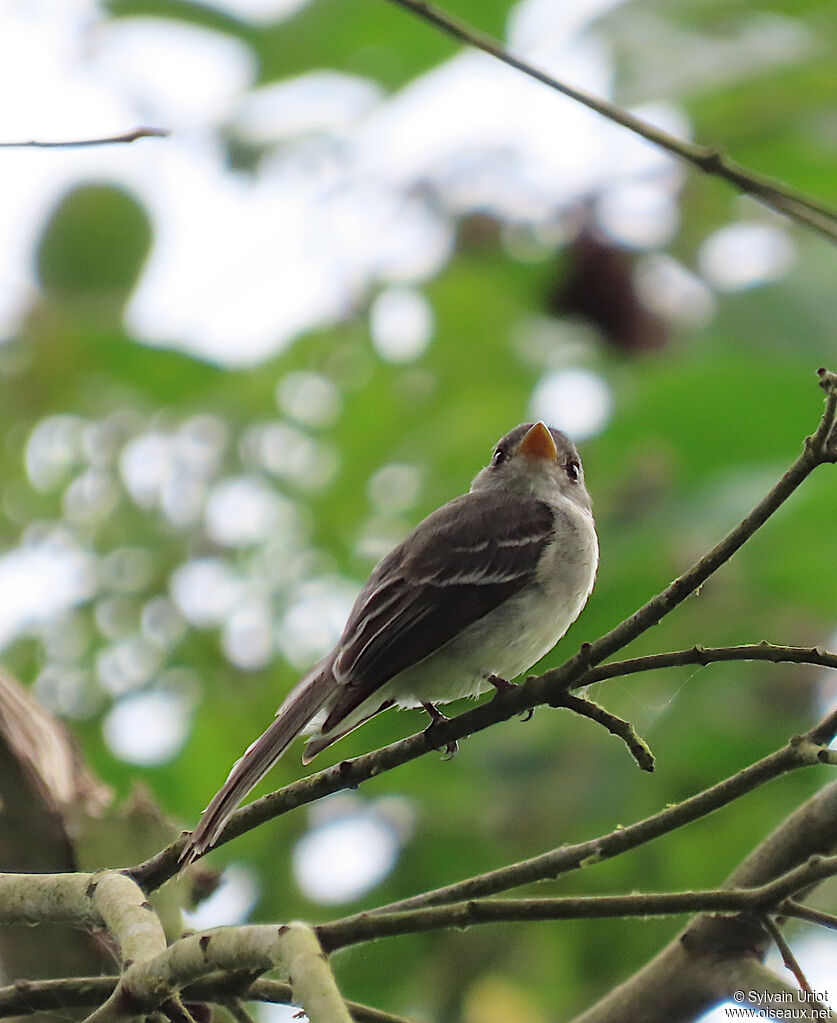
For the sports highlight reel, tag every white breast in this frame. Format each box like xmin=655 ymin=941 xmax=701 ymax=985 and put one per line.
xmin=489 ymin=502 xmax=598 ymax=679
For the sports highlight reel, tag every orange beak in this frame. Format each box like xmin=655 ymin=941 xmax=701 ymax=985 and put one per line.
xmin=517 ymin=421 xmax=558 ymax=461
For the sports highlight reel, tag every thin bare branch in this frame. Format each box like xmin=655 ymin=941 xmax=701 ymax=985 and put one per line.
xmin=584 ymin=642 xmax=837 ymax=687
xmin=381 ymin=0 xmax=837 ymax=243
xmin=781 ymin=900 xmax=837 ymax=933
xmin=762 ymin=916 xmax=820 ymax=1003
xmin=317 ymin=851 xmax=837 ymax=950
xmin=0 ymin=127 xmax=170 ymax=148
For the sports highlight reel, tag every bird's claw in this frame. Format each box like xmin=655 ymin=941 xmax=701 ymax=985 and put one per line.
xmin=488 ymin=673 xmax=516 ymax=695
xmin=488 ymin=675 xmax=533 ymax=721
xmin=422 ymin=702 xmax=458 ymax=759
xmin=441 ymin=738 xmax=459 ymax=760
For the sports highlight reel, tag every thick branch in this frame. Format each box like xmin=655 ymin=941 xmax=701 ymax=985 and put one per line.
xmin=84 ymin=922 xmax=351 ymax=1023
xmin=277 ymin=924 xmax=353 ymax=1023
xmin=0 ymin=872 xmax=101 ymax=928
xmin=0 ymin=876 xmax=351 ymax=1022
xmin=0 ymin=870 xmax=168 ymax=972
xmin=381 ymin=0 xmax=837 ymax=243
xmin=87 ymin=872 xmax=167 ymax=973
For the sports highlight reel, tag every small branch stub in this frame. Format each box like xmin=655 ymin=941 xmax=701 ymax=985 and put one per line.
xmin=815 ymin=367 xmax=837 ymax=459
xmin=552 ymin=692 xmax=655 ymax=772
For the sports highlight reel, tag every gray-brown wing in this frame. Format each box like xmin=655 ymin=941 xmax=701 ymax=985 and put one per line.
xmin=322 ymin=491 xmax=554 ymax=731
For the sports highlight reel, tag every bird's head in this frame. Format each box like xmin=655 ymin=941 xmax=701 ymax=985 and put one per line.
xmin=471 ymin=421 xmax=591 ymax=511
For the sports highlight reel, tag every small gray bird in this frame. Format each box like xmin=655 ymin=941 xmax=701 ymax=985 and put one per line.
xmin=180 ymin=421 xmax=598 ymax=865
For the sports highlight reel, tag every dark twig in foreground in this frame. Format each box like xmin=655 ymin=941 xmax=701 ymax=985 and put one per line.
xmin=0 ymin=127 xmax=170 ymax=148
xmin=381 ymin=0 xmax=837 ymax=243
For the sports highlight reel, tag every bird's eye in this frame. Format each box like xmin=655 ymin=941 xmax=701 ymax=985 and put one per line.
xmin=564 ymin=458 xmax=580 ymax=482
xmin=492 ymin=447 xmax=505 ymax=466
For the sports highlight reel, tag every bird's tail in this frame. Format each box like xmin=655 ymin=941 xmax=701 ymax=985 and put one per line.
xmin=179 ymin=667 xmax=335 ymax=867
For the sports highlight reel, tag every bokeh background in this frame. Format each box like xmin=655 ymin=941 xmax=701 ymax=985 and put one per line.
xmin=0 ymin=0 xmax=835 ymax=1019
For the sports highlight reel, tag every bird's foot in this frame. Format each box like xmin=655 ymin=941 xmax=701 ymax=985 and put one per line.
xmin=487 ymin=673 xmax=515 ymax=694
xmin=422 ymin=702 xmax=458 ymax=759
xmin=488 ymin=674 xmax=534 ymax=722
